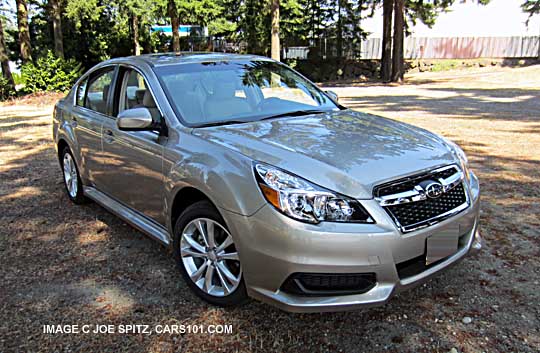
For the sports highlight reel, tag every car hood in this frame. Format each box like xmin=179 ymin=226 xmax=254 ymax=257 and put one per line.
xmin=192 ymin=110 xmax=457 ymax=199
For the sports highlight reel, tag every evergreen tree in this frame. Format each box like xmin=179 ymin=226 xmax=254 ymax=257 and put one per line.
xmin=15 ymin=0 xmax=32 ymax=62
xmin=49 ymin=0 xmax=63 ymax=58
xmin=154 ymin=0 xmax=222 ymax=51
xmin=0 ymin=5 xmax=15 ymax=87
xmin=521 ymin=0 xmax=540 ymax=24
xmin=239 ymin=0 xmax=270 ymax=54
xmin=382 ymin=0 xmax=492 ymax=82
xmin=280 ymin=0 xmax=308 ymax=47
xmin=270 ymin=0 xmax=279 ymax=60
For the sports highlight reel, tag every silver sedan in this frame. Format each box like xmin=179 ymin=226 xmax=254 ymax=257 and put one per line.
xmin=52 ymin=53 xmax=482 ymax=312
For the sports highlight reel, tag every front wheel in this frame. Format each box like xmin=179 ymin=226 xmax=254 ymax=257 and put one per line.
xmin=61 ymin=147 xmax=87 ymax=204
xmin=173 ymin=201 xmax=248 ymax=306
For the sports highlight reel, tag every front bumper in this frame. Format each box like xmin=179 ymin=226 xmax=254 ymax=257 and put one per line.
xmin=223 ymin=172 xmax=481 ymax=313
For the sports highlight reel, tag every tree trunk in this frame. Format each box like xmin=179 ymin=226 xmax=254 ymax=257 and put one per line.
xmin=336 ymin=0 xmax=343 ymax=58
xmin=16 ymin=0 xmax=33 ymax=63
xmin=310 ymin=0 xmax=315 ymax=43
xmin=168 ymin=0 xmax=180 ymax=52
xmin=380 ymin=0 xmax=393 ymax=81
xmin=50 ymin=0 xmax=64 ymax=58
xmin=133 ymin=15 xmax=141 ymax=56
xmin=0 ymin=17 xmax=15 ymax=88
xmin=391 ymin=0 xmax=404 ymax=82
xmin=270 ymin=0 xmax=280 ymax=61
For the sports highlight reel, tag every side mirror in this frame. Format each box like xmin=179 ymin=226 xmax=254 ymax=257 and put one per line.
xmin=117 ymin=108 xmax=154 ymax=131
xmin=325 ymin=90 xmax=339 ymax=102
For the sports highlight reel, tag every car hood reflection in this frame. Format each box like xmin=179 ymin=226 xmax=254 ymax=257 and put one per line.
xmin=192 ymin=110 xmax=456 ymax=199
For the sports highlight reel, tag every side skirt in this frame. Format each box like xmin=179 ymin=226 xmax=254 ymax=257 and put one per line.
xmin=83 ymin=186 xmax=170 ymax=246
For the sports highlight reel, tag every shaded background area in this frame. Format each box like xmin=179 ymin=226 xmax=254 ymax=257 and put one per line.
xmin=0 ymin=66 xmax=539 ymax=352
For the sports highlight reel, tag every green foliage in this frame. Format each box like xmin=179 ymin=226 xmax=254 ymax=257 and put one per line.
xmin=281 ymin=0 xmax=309 ymax=45
xmin=208 ymin=17 xmax=237 ymax=36
xmin=522 ymin=0 xmax=540 ymax=24
xmin=153 ymin=0 xmax=223 ymax=25
xmin=0 ymin=75 xmax=15 ymax=100
xmin=0 ymin=0 xmax=497 ymax=84
xmin=239 ymin=0 xmax=270 ymax=54
xmin=12 ymin=72 xmax=25 ymax=85
xmin=20 ymin=51 xmax=82 ymax=93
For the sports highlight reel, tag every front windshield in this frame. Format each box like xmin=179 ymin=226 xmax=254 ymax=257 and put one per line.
xmin=154 ymin=60 xmax=339 ymax=127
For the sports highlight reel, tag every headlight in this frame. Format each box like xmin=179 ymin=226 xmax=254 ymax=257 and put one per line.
xmin=254 ymin=162 xmax=374 ymax=224
xmin=443 ymin=138 xmax=470 ymax=179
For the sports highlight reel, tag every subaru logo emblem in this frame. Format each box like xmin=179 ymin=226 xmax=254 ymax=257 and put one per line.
xmin=424 ymin=182 xmax=444 ymax=199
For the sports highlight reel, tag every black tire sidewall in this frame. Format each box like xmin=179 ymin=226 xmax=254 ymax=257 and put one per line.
xmin=173 ymin=200 xmax=248 ymax=307
xmin=61 ymin=147 xmax=86 ymax=204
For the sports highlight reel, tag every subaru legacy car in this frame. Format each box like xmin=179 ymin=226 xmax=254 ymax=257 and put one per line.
xmin=52 ymin=53 xmax=481 ymax=312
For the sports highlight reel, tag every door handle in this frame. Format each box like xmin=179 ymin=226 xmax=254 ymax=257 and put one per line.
xmin=103 ymin=129 xmax=115 ymax=143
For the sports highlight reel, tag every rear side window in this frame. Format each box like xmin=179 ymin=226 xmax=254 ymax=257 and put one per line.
xmin=84 ymin=69 xmax=115 ymax=115
xmin=76 ymin=79 xmax=87 ymax=106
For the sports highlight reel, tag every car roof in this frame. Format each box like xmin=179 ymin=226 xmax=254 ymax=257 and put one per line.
xmin=105 ymin=52 xmax=273 ymax=68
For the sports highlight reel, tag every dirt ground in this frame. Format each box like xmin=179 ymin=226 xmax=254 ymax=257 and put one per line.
xmin=1 ymin=66 xmax=539 ymax=353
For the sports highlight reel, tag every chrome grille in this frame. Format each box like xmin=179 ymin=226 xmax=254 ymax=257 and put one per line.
xmin=375 ymin=167 xmax=458 ymax=197
xmin=374 ymin=165 xmax=469 ymax=232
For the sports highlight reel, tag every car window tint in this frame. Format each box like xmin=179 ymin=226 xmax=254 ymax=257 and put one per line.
xmin=84 ymin=69 xmax=115 ymax=115
xmin=76 ymin=79 xmax=87 ymax=106
xmin=119 ymin=70 xmax=161 ymax=123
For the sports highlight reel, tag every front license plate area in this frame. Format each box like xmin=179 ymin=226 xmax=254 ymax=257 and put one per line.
xmin=426 ymin=225 xmax=459 ymax=265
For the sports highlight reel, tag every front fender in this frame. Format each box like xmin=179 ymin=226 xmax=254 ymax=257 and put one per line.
xmin=164 ymin=132 xmax=267 ymax=232
xmin=53 ymin=102 xmax=88 ymax=183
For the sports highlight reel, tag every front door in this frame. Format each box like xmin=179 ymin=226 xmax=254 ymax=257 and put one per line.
xmin=98 ymin=68 xmax=167 ymax=225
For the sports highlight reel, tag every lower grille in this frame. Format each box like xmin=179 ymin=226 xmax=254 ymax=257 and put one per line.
xmin=281 ymin=273 xmax=377 ymax=296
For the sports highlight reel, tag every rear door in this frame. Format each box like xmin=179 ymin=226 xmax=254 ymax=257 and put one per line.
xmin=71 ymin=66 xmax=117 ymax=184
xmin=98 ymin=67 xmax=167 ymax=225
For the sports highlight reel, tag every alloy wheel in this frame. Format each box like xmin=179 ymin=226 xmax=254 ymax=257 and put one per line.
xmin=63 ymin=153 xmax=78 ymax=198
xmin=180 ymin=218 xmax=242 ymax=297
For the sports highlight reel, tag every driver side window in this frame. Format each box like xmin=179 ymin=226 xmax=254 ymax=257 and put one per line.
xmin=119 ymin=69 xmax=161 ymax=123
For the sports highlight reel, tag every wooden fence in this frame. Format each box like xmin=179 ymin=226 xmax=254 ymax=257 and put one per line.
xmin=283 ymin=36 xmax=540 ymax=60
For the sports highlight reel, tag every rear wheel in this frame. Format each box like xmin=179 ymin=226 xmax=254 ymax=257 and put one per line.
xmin=173 ymin=201 xmax=247 ymax=306
xmin=61 ymin=147 xmax=87 ymax=204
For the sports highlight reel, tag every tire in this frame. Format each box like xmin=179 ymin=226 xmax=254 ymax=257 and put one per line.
xmin=173 ymin=200 xmax=248 ymax=307
xmin=60 ymin=147 xmax=87 ymax=204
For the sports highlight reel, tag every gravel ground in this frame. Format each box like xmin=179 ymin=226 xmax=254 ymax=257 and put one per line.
xmin=1 ymin=66 xmax=539 ymax=352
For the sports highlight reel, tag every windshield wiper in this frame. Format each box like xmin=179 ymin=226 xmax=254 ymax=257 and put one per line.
xmin=197 ymin=120 xmax=248 ymax=128
xmin=197 ymin=109 xmax=329 ymax=127
xmin=258 ymin=109 xmax=329 ymax=122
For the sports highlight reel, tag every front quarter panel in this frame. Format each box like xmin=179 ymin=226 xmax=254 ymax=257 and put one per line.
xmin=164 ymin=130 xmax=266 ymax=232
xmin=53 ymin=94 xmax=83 ymax=175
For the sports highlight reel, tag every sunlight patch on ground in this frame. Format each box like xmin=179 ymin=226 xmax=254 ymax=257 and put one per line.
xmin=77 ymin=220 xmax=110 ymax=245
xmin=0 ymin=185 xmax=44 ymax=201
